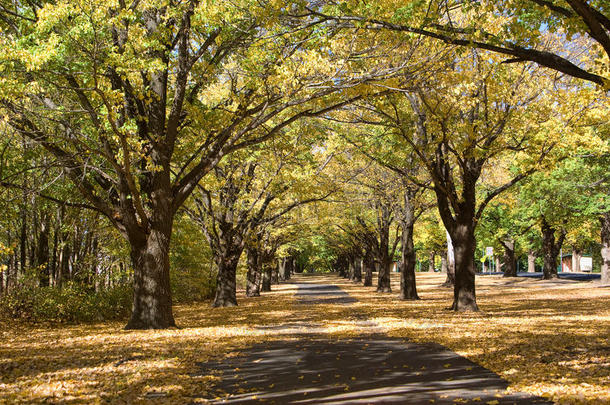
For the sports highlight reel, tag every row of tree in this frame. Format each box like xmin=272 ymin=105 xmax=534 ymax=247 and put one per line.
xmin=0 ymin=0 xmax=608 ymax=328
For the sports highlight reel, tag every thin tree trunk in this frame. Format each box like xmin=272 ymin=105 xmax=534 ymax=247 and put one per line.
xmin=600 ymin=212 xmax=610 ymax=286
xmin=443 ymin=232 xmax=455 ymax=287
xmin=527 ymin=249 xmax=536 ymax=273
xmin=428 ymin=251 xmax=435 ymax=272
xmin=35 ymin=219 xmax=50 ymax=287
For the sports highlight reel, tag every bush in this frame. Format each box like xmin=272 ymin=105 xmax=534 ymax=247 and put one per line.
xmin=0 ymin=283 xmax=132 ymax=323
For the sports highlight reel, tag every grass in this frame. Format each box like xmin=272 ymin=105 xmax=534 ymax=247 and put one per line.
xmin=0 ymin=272 xmax=608 ymax=404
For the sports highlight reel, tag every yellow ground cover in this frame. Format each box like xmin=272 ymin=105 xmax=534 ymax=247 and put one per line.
xmin=0 ymin=273 xmax=608 ymax=404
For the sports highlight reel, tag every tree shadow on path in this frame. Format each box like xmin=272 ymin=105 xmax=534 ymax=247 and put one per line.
xmin=193 ymin=335 xmax=553 ymax=404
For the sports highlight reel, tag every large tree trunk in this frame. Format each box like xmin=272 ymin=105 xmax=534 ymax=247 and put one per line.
xmin=541 ymin=218 xmax=564 ymax=280
xmin=125 ymin=225 xmax=176 ymax=329
xmin=449 ymin=224 xmax=478 ymax=311
xmin=399 ymin=220 xmax=419 ymax=300
xmin=213 ymin=253 xmax=240 ymax=307
xmin=527 ymin=249 xmax=536 ymax=273
xmin=600 ymin=212 xmax=610 ymax=286
xmin=246 ymin=246 xmax=260 ymax=297
xmin=501 ymin=239 xmax=517 ymax=277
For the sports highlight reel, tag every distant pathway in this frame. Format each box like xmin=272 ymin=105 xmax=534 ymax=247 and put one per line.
xmin=195 ymin=279 xmax=552 ymax=404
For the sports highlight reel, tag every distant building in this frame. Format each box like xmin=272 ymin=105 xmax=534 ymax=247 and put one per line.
xmin=561 ymin=253 xmax=593 ymax=272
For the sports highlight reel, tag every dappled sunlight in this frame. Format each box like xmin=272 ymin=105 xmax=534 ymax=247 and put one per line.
xmin=1 ymin=272 xmax=608 ymax=403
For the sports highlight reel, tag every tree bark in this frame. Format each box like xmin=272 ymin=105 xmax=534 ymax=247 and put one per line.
xmin=600 ymin=212 xmax=610 ymax=286
xmin=399 ymin=219 xmax=419 ymax=300
xmin=527 ymin=249 xmax=536 ymax=273
xmin=246 ymin=245 xmax=260 ymax=297
xmin=261 ymin=265 xmax=272 ymax=292
xmin=278 ymin=257 xmax=288 ymax=281
xmin=541 ymin=218 xmax=565 ymax=280
xmin=125 ymin=226 xmax=176 ymax=329
xmin=271 ymin=264 xmax=279 ymax=284
xmin=377 ymin=257 xmax=392 ymax=292
xmin=428 ymin=251 xmax=435 ymax=272
xmin=352 ymin=257 xmax=362 ymax=283
xmin=35 ymin=219 xmax=50 ymax=287
xmin=447 ymin=222 xmax=478 ymax=310
xmin=443 ymin=233 xmax=456 ymax=287
xmin=501 ymin=238 xmax=517 ymax=277
xmin=213 ymin=253 xmax=240 ymax=307
xmin=363 ymin=252 xmax=374 ymax=286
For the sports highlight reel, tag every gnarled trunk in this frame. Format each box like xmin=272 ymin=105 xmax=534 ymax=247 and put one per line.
xmin=600 ymin=212 xmax=610 ymax=286
xmin=125 ymin=225 xmax=176 ymax=329
xmin=399 ymin=220 xmax=419 ymax=300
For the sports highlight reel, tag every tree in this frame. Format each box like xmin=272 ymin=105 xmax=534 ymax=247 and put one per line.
xmin=355 ymin=49 xmax=576 ymax=310
xmin=311 ymin=0 xmax=610 ymax=87
xmin=0 ymin=0 xmax=368 ymax=328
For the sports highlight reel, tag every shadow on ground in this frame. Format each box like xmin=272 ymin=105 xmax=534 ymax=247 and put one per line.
xmin=193 ymin=335 xmax=552 ymax=404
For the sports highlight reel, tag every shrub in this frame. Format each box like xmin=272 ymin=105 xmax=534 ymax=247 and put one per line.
xmin=0 ymin=283 xmax=132 ymax=323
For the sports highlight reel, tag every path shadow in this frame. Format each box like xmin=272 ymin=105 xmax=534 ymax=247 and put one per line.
xmin=192 ymin=335 xmax=552 ymax=404
xmin=293 ymin=283 xmax=358 ymax=305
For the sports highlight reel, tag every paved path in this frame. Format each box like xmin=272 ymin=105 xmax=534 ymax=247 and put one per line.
xmin=195 ymin=280 xmax=552 ymax=404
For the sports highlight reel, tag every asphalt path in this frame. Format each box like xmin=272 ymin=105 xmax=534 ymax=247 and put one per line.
xmin=194 ymin=280 xmax=553 ymax=404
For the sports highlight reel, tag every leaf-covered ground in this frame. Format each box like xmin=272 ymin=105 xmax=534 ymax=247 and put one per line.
xmin=0 ymin=273 xmax=608 ymax=404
